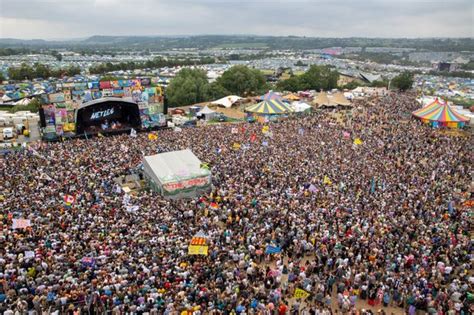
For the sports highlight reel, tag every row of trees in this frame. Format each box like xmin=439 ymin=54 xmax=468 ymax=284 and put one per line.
xmin=276 ymin=65 xmax=339 ymax=92
xmin=167 ymin=65 xmax=269 ymax=107
xmin=7 ymin=63 xmax=81 ymax=81
xmin=88 ymin=56 xmax=217 ymax=75
xmin=167 ymin=65 xmax=415 ymax=107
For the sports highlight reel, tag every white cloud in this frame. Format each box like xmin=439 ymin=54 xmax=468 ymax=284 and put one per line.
xmin=0 ymin=0 xmax=472 ymax=39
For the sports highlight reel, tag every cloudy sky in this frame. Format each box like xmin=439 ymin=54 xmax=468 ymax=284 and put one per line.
xmin=0 ymin=0 xmax=473 ymax=39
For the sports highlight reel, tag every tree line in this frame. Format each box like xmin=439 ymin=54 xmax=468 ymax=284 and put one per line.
xmin=167 ymin=65 xmax=414 ymax=107
xmin=7 ymin=63 xmax=81 ymax=81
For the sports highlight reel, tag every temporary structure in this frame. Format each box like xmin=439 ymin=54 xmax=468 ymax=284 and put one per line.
xmin=142 ymin=149 xmax=211 ymax=199
xmin=211 ymin=95 xmax=242 ymax=108
xmin=283 ymin=93 xmax=300 ymax=101
xmin=14 ymin=98 xmax=32 ymax=106
xmin=313 ymin=92 xmax=337 ymax=108
xmin=291 ymin=101 xmax=312 ymax=113
xmin=332 ymin=92 xmax=352 ymax=107
xmin=245 ymin=99 xmax=294 ymax=115
xmin=259 ymin=91 xmax=282 ymax=101
xmin=197 ymin=105 xmax=216 ymax=120
xmin=412 ymin=98 xmax=469 ymax=128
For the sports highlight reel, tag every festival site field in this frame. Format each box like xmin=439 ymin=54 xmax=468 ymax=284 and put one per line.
xmin=0 ymin=92 xmax=472 ymax=314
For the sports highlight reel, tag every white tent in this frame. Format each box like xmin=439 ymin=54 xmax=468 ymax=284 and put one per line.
xmin=197 ymin=105 xmax=216 ymax=120
xmin=14 ymin=98 xmax=32 ymax=106
xmin=211 ymin=95 xmax=242 ymax=108
xmin=291 ymin=101 xmax=312 ymax=113
xmin=142 ymin=149 xmax=211 ymax=199
xmin=2 ymin=95 xmax=12 ymax=102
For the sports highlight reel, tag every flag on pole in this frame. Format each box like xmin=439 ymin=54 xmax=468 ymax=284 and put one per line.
xmin=294 ymin=288 xmax=310 ymax=299
xmin=250 ymin=133 xmax=257 ymax=142
xmin=323 ymin=175 xmax=332 ymax=185
xmin=130 ymin=128 xmax=137 ymax=138
xmin=148 ymin=133 xmax=158 ymax=141
xmin=370 ymin=177 xmax=376 ymax=194
xmin=353 ymin=138 xmax=363 ymax=145
xmin=12 ymin=219 xmax=32 ymax=229
xmin=298 ymin=128 xmax=305 ymax=135
xmin=265 ymin=245 xmax=282 ymax=254
xmin=64 ymin=194 xmax=76 ymax=206
xmin=97 ymin=132 xmax=104 ymax=138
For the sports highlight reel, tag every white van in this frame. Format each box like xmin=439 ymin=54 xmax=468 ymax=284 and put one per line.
xmin=3 ymin=127 xmax=14 ymax=139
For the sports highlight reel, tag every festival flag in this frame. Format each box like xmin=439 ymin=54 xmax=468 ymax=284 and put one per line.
xmin=210 ymin=202 xmax=219 ymax=210
xmin=81 ymin=257 xmax=96 ymax=268
xmin=64 ymin=194 xmax=76 ymax=206
xmin=262 ymin=141 xmax=269 ymax=147
xmin=370 ymin=178 xmax=376 ymax=194
xmin=12 ymin=219 xmax=32 ymax=229
xmin=148 ymin=133 xmax=158 ymax=141
xmin=232 ymin=142 xmax=241 ymax=150
xmin=308 ymin=184 xmax=318 ymax=193
xmin=294 ymin=288 xmax=311 ymax=299
xmin=262 ymin=125 xmax=270 ymax=134
xmin=231 ymin=127 xmax=238 ymax=134
xmin=130 ymin=128 xmax=137 ymax=138
xmin=298 ymin=128 xmax=305 ymax=136
xmin=265 ymin=245 xmax=282 ymax=254
xmin=353 ymin=138 xmax=363 ymax=145
xmin=323 ymin=175 xmax=332 ymax=185
xmin=343 ymin=131 xmax=351 ymax=139
xmin=250 ymin=133 xmax=257 ymax=142
xmin=200 ymin=162 xmax=210 ymax=170
xmin=97 ymin=132 xmax=104 ymax=138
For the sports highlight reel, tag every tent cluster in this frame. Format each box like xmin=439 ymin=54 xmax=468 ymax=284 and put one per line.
xmin=412 ymin=98 xmax=469 ymax=128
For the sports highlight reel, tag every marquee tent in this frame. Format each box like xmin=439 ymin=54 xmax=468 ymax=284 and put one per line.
xmin=245 ymin=99 xmax=294 ymax=115
xmin=412 ymin=98 xmax=469 ymax=128
xmin=332 ymin=92 xmax=352 ymax=107
xmin=211 ymin=95 xmax=242 ymax=108
xmin=142 ymin=149 xmax=211 ymax=199
xmin=313 ymin=92 xmax=337 ymax=108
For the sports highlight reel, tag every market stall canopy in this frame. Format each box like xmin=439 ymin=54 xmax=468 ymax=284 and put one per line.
xmin=245 ymin=99 xmax=294 ymax=115
xmin=412 ymin=98 xmax=469 ymax=128
xmin=211 ymin=95 xmax=242 ymax=108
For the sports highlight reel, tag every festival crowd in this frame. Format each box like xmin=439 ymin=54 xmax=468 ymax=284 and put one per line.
xmin=0 ymin=92 xmax=472 ymax=314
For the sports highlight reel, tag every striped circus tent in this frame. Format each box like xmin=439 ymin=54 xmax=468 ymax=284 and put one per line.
xmin=259 ymin=91 xmax=282 ymax=101
xmin=245 ymin=99 xmax=294 ymax=115
xmin=412 ymin=98 xmax=469 ymax=128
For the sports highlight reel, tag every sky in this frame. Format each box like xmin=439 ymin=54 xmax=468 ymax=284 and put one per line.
xmin=0 ymin=0 xmax=473 ymax=39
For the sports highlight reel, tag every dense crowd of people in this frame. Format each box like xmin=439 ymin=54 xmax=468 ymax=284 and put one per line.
xmin=0 ymin=92 xmax=472 ymax=314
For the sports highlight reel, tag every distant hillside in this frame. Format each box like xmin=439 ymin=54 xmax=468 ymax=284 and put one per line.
xmin=0 ymin=35 xmax=473 ymax=52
